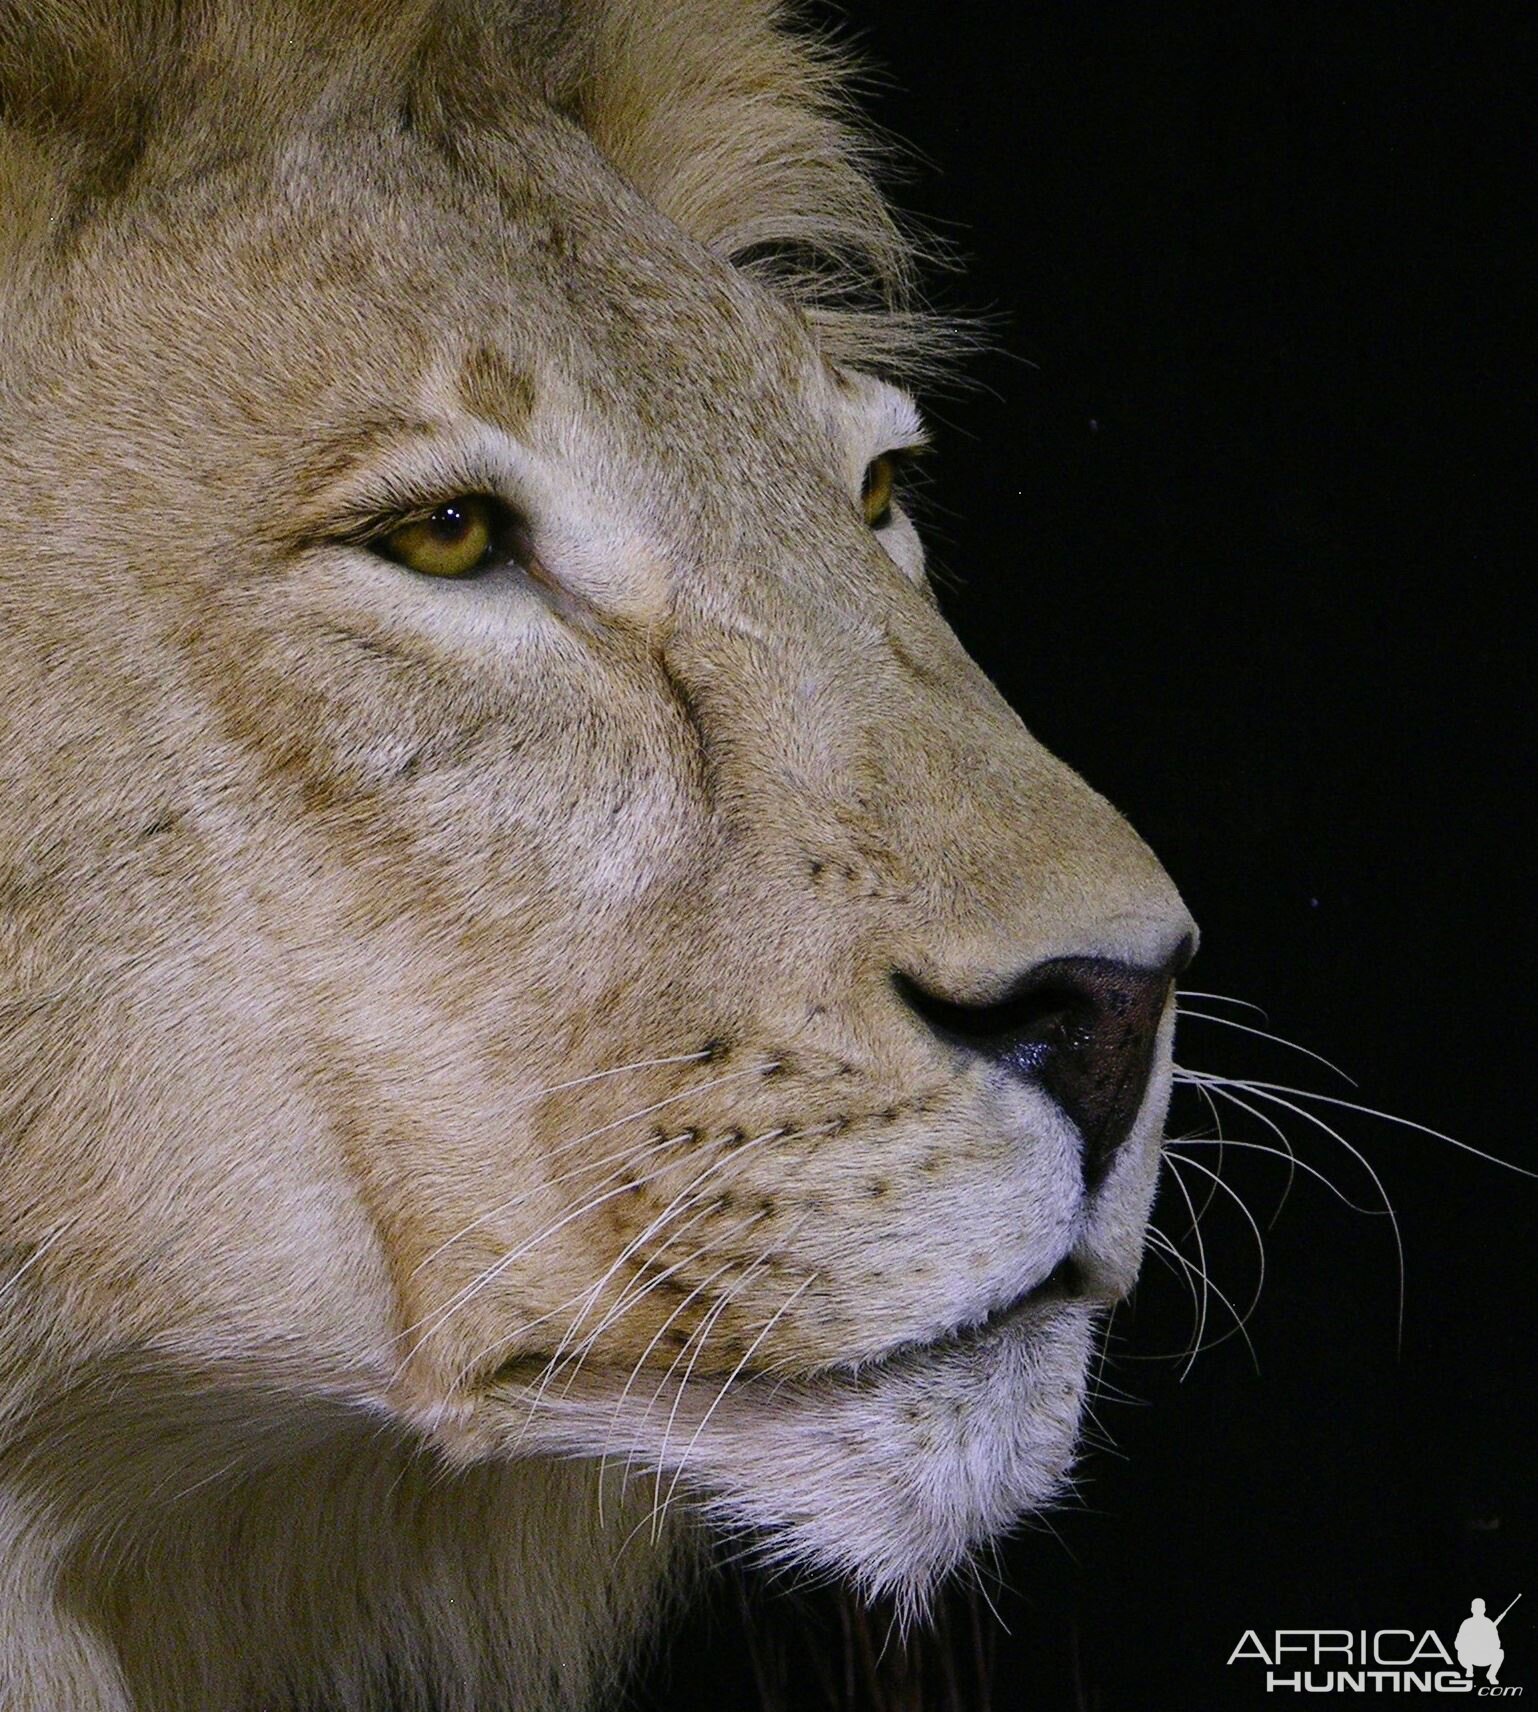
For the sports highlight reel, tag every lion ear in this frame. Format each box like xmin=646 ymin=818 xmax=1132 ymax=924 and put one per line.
xmin=549 ymin=0 xmax=942 ymax=378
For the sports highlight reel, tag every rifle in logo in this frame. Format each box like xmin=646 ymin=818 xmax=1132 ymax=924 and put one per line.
xmin=1456 ymin=1594 xmax=1521 ymax=1686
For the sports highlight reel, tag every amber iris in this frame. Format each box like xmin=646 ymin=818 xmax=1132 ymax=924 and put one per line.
xmin=861 ymin=453 xmax=898 ymax=529
xmin=381 ymin=497 xmax=497 ymax=577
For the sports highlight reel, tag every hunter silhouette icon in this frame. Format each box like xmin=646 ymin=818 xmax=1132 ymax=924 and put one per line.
xmin=1456 ymin=1594 xmax=1521 ymax=1685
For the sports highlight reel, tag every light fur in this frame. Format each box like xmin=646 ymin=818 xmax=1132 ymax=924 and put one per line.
xmin=0 ymin=3 xmax=1193 ymax=1708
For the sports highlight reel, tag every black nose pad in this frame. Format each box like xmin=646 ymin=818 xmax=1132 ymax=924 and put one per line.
xmin=895 ymin=938 xmax=1191 ymax=1187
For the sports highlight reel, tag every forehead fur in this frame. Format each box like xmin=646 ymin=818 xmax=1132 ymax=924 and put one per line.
xmin=0 ymin=0 xmax=934 ymax=375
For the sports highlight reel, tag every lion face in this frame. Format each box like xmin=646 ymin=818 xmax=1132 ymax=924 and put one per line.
xmin=0 ymin=0 xmax=1191 ymax=1637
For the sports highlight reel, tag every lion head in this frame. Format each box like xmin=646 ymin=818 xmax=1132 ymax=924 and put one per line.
xmin=0 ymin=2 xmax=1192 ymax=1706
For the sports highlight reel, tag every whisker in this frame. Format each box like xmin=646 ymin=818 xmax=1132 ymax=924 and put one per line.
xmin=1176 ymin=989 xmax=1268 ymax=1015
xmin=397 ymin=1132 xmax=717 ymax=1367
xmin=528 ymin=1195 xmax=781 ymax=1440
xmin=1159 ymin=1152 xmax=1212 ymax=1377
xmin=654 ymin=1272 xmax=817 ymax=1529
xmin=510 ymin=1047 xmax=712 ymax=1107
xmin=1176 ymin=1077 xmax=1299 ymax=1224
xmin=1142 ymin=1223 xmax=1258 ymax=1371
xmin=531 ymin=1120 xmax=811 ymax=1395
xmin=451 ymin=1204 xmax=766 ymax=1418
xmin=1144 ymin=1224 xmax=1202 ymax=1334
xmin=411 ymin=1061 xmax=774 ymax=1276
xmin=1192 ymin=1075 xmax=1537 ymax=1180
xmin=649 ymin=1258 xmax=771 ymax=1537
xmin=599 ymin=1224 xmax=814 ymax=1481
xmin=408 ymin=1125 xmax=694 ymax=1299
xmin=1176 ymin=1080 xmax=1227 ymax=1235
xmin=1179 ymin=1068 xmax=1407 ymax=1347
xmin=1176 ymin=1008 xmax=1357 ymax=1085
xmin=1165 ymin=1150 xmax=1266 ymax=1366
xmin=550 ymin=1204 xmax=748 ymax=1386
xmin=1167 ymin=1135 xmax=1387 ymax=1217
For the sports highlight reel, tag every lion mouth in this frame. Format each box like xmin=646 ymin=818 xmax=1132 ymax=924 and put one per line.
xmin=481 ymin=1255 xmax=1094 ymax=1399
xmin=864 ymin=1251 xmax=1091 ymax=1369
xmin=961 ymin=1252 xmax=1088 ymax=1335
xmin=815 ymin=1253 xmax=1089 ymax=1383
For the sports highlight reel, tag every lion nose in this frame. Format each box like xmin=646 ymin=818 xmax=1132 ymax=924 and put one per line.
xmin=895 ymin=937 xmax=1192 ymax=1187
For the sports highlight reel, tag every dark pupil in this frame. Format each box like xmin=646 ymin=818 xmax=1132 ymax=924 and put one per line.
xmin=427 ymin=503 xmax=472 ymax=542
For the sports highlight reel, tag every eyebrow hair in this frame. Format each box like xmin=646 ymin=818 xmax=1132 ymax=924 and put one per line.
xmin=458 ymin=346 xmax=536 ymax=437
xmin=291 ymin=416 xmax=444 ymax=513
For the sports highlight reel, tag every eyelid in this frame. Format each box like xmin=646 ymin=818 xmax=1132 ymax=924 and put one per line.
xmin=325 ymin=474 xmax=512 ymax=539
xmin=329 ymin=498 xmax=458 ymax=550
xmin=291 ymin=429 xmax=531 ymax=544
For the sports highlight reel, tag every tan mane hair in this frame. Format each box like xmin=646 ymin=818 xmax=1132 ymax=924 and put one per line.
xmin=0 ymin=0 xmax=932 ymax=371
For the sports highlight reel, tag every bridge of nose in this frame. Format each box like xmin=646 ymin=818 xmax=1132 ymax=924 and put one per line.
xmin=664 ymin=527 xmax=1193 ymax=981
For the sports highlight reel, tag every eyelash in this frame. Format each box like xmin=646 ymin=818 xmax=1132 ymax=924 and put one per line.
xmin=355 ymin=494 xmax=533 ymax=580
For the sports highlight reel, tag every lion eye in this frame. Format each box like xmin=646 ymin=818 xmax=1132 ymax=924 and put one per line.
xmin=860 ymin=453 xmax=899 ymax=530
xmin=378 ymin=496 xmax=502 ymax=578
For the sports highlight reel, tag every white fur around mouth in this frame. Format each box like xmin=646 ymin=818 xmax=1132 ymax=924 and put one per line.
xmin=475 ymin=1294 xmax=1096 ymax=1619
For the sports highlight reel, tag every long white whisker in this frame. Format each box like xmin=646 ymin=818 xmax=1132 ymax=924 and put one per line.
xmin=1143 ymin=1228 xmax=1203 ymax=1355
xmin=1165 ymin=1150 xmax=1266 ymax=1365
xmin=551 ymin=1203 xmax=746 ymax=1385
xmin=397 ymin=1132 xmax=722 ymax=1366
xmin=450 ymin=1203 xmax=765 ymax=1417
xmin=1192 ymin=1075 xmax=1537 ymax=1180
xmin=531 ymin=1120 xmax=808 ymax=1395
xmin=1180 ymin=1069 xmax=1406 ymax=1346
xmin=1175 ymin=1008 xmax=1357 ymax=1085
xmin=510 ymin=1047 xmax=711 ymax=1107
xmin=1167 ymin=1136 xmax=1388 ymax=1216
xmin=1177 ymin=1076 xmax=1300 ymax=1223
xmin=1176 ymin=989 xmax=1268 ymax=1015
xmin=582 ymin=1213 xmax=778 ymax=1523
xmin=537 ymin=1244 xmax=755 ymax=1471
xmin=1176 ymin=1079 xmax=1227 ymax=1235
xmin=599 ymin=1217 xmax=815 ymax=1485
xmin=408 ymin=1125 xmax=694 ymax=1305
xmin=1159 ymin=1153 xmax=1212 ymax=1379
xmin=526 ymin=1192 xmax=779 ymax=1437
xmin=655 ymin=1272 xmax=817 ymax=1529
xmin=1143 ymin=1221 xmax=1257 ymax=1370
xmin=649 ymin=1259 xmax=770 ymax=1539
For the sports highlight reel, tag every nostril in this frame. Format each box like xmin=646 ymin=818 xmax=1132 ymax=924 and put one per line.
xmin=895 ymin=942 xmax=1187 ymax=1188
xmin=892 ymin=972 xmax=1098 ymax=1080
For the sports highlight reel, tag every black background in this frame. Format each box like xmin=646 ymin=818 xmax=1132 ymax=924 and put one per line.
xmin=636 ymin=4 xmax=1534 ymax=1709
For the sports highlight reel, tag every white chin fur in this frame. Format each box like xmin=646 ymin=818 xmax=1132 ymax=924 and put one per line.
xmin=478 ymin=1301 xmax=1094 ymax=1622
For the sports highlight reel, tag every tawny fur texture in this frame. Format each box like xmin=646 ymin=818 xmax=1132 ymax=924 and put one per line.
xmin=0 ymin=3 xmax=1194 ymax=1708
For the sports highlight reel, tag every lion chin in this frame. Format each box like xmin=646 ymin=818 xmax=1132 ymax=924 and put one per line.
xmin=0 ymin=0 xmax=1193 ymax=1708
xmin=486 ymin=1296 xmax=1097 ymax=1624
